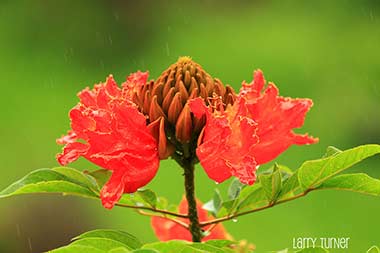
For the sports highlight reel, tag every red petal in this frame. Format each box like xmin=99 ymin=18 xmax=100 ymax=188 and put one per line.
xmin=105 ymin=75 xmax=121 ymax=98
xmin=78 ymin=88 xmax=97 ymax=107
xmin=56 ymin=130 xmax=77 ymax=145
xmin=57 ymin=75 xmax=159 ymax=209
xmin=122 ymin=71 xmax=149 ymax=98
xmin=151 ymin=197 xmax=230 ymax=242
xmin=241 ymin=70 xmax=318 ymax=164
xmin=190 ymin=98 xmax=258 ymax=185
xmin=56 ymin=142 xmax=89 ymax=165
xmin=100 ymin=170 xmax=125 ymax=209
xmin=192 ymin=69 xmax=318 ymax=185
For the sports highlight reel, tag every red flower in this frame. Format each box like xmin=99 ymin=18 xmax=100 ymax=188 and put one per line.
xmin=151 ymin=197 xmax=230 ymax=241
xmin=57 ymin=72 xmax=159 ymax=209
xmin=190 ymin=98 xmax=258 ymax=185
xmin=190 ymin=70 xmax=318 ymax=185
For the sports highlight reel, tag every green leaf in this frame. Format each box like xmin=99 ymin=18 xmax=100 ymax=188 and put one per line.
xmin=48 ymin=245 xmax=106 ymax=253
xmin=323 ymin=146 xmax=342 ymax=158
xmin=261 ymin=163 xmax=293 ymax=180
xmin=219 ymin=179 xmax=245 ymax=216
xmin=156 ymin=196 xmax=169 ymax=210
xmin=108 ymin=248 xmax=131 ymax=253
xmin=129 ymin=250 xmax=159 ymax=253
xmin=203 ymin=189 xmax=223 ymax=216
xmin=227 ymin=178 xmax=245 ymax=200
xmin=74 ymin=229 xmax=142 ymax=249
xmin=0 ymin=167 xmax=165 ymax=210
xmin=278 ymin=172 xmax=299 ymax=199
xmin=318 ymin=173 xmax=380 ymax=196
xmin=367 ymin=246 xmax=380 ymax=253
xmin=236 ymin=183 xmax=267 ymax=212
xmin=272 ymin=249 xmax=288 ymax=253
xmin=52 ymin=167 xmax=98 ymax=191
xmin=205 ymin=240 xmax=236 ymax=248
xmin=49 ymin=229 xmax=142 ymax=252
xmin=180 ymin=246 xmax=207 ymax=253
xmin=182 ymin=243 xmax=225 ymax=253
xmin=86 ymin=169 xmax=112 ymax=190
xmin=0 ymin=168 xmax=98 ymax=199
xmin=142 ymin=240 xmax=188 ymax=253
xmin=298 ymin=144 xmax=380 ymax=191
xmin=137 ymin=189 xmax=157 ymax=208
xmin=71 ymin=238 xmax=130 ymax=251
xmin=295 ymin=247 xmax=329 ymax=253
xmin=259 ymin=165 xmax=282 ymax=202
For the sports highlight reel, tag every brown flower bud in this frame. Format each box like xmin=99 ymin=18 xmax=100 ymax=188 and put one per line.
xmin=131 ymin=57 xmax=237 ymax=160
xmin=175 ymin=103 xmax=192 ymax=143
xmin=149 ymin=95 xmax=165 ymax=122
xmin=148 ymin=117 xmax=174 ymax=159
xmin=162 ymin=87 xmax=175 ymax=113
xmin=167 ymin=93 xmax=183 ymax=124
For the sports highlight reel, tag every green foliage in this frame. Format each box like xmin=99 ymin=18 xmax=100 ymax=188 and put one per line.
xmin=297 ymin=144 xmax=380 ymax=191
xmin=318 ymin=173 xmax=380 ymax=196
xmin=0 ymin=167 xmax=167 ymax=212
xmin=203 ymin=189 xmax=223 ymax=216
xmin=51 ymin=229 xmax=380 ymax=253
xmin=227 ymin=178 xmax=245 ymax=200
xmin=48 ymin=229 xmax=141 ymax=253
xmin=273 ymin=248 xmax=329 ymax=253
xmin=52 ymin=231 xmax=236 ymax=253
xmin=214 ymin=144 xmax=380 ymax=217
xmin=137 ymin=189 xmax=158 ymax=208
xmin=0 ymin=168 xmax=99 ymax=199
xmin=74 ymin=229 xmax=142 ymax=249
xmin=259 ymin=165 xmax=282 ymax=202
xmin=295 ymin=248 xmax=329 ymax=253
xmin=367 ymin=246 xmax=380 ymax=253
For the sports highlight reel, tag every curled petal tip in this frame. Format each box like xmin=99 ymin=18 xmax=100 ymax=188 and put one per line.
xmin=253 ymin=69 xmax=265 ymax=91
xmin=294 ymin=134 xmax=319 ymax=145
xmin=100 ymin=172 xmax=125 ymax=209
xmin=56 ymin=131 xmax=77 ymax=145
xmin=101 ymin=200 xmax=115 ymax=210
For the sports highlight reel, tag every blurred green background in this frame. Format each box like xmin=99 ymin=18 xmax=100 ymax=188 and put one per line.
xmin=0 ymin=0 xmax=379 ymax=252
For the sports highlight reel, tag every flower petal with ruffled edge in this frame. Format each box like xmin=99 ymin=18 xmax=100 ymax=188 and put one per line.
xmin=151 ymin=197 xmax=230 ymax=241
xmin=190 ymin=97 xmax=259 ymax=185
xmin=57 ymin=73 xmax=159 ymax=209
xmin=190 ymin=69 xmax=318 ymax=186
xmin=240 ymin=70 xmax=319 ymax=164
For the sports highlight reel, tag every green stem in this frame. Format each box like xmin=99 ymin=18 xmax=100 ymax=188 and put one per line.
xmin=183 ymin=160 xmax=202 ymax=242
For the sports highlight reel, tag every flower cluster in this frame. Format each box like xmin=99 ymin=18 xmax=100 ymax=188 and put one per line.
xmin=57 ymin=57 xmax=317 ymax=211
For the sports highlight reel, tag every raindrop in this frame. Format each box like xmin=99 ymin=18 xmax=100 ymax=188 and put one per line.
xmin=232 ymin=218 xmax=238 ymax=223
xmin=16 ymin=224 xmax=21 ymax=237
xmin=27 ymin=237 xmax=33 ymax=252
xmin=202 ymin=229 xmax=210 ymax=237
xmin=215 ymin=182 xmax=219 ymax=185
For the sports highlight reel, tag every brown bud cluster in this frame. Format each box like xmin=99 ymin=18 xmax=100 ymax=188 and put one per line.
xmin=131 ymin=57 xmax=236 ymax=160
